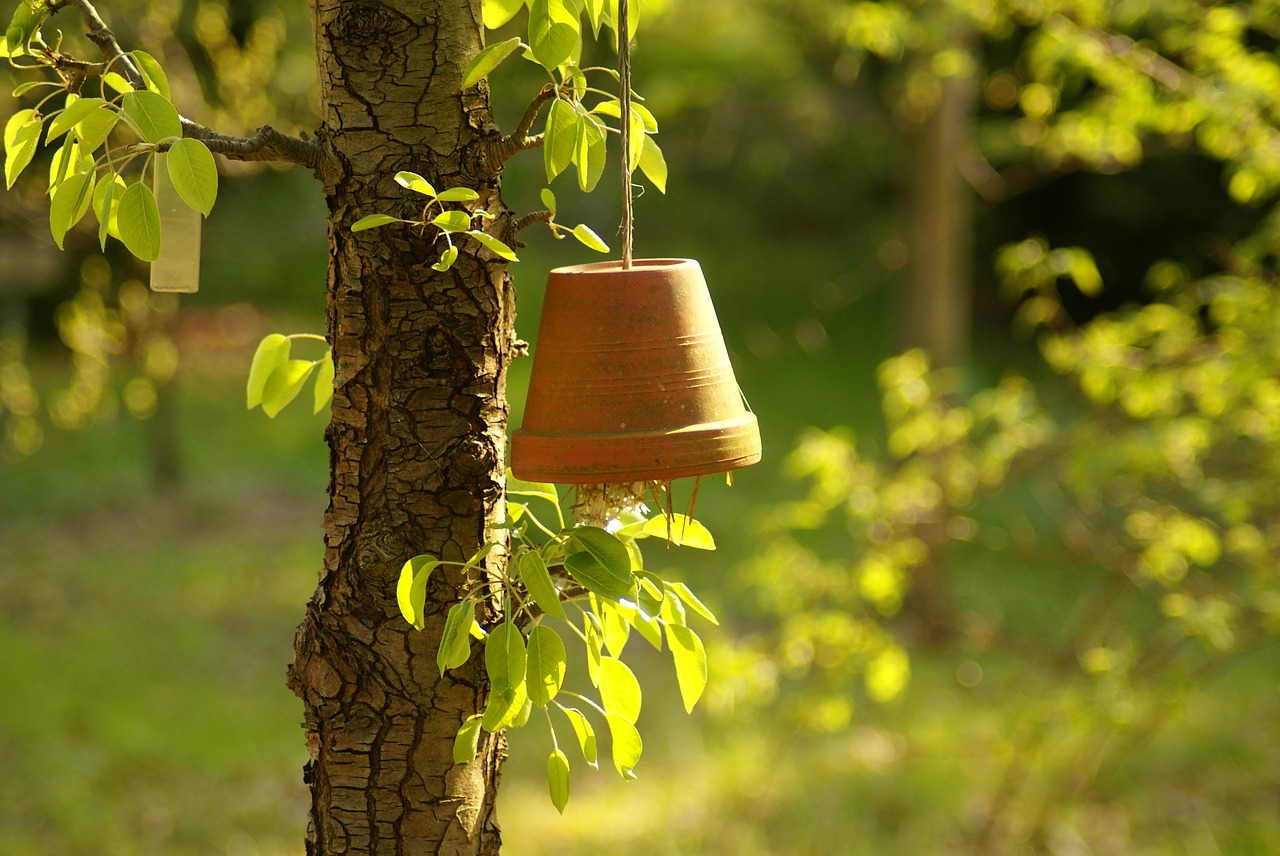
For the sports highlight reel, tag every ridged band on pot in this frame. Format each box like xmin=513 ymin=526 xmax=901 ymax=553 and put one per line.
xmin=511 ymin=258 xmax=762 ymax=484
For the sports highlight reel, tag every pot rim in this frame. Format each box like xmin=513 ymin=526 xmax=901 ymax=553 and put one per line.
xmin=549 ymin=258 xmax=698 ymax=276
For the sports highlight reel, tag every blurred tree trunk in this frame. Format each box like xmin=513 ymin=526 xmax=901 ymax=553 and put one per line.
xmin=284 ymin=1 xmax=516 ymax=853
xmin=898 ymin=64 xmax=977 ymax=373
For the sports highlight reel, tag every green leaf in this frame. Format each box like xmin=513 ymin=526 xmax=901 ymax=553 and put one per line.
xmin=485 ymin=618 xmax=527 ymax=701
xmin=526 ymin=624 xmax=567 ymax=707
xmin=47 ymin=138 xmax=87 ymax=193
xmin=6 ymin=0 xmax=42 ymax=56
xmin=432 ymin=245 xmax=459 ymax=272
xmin=667 ymin=624 xmax=707 ymax=713
xmin=482 ymin=0 xmax=524 ymax=29
xmin=121 ymin=90 xmax=181 ymax=143
xmin=598 ymin=599 xmax=631 ymax=657
xmin=668 ymin=581 xmax=719 ymax=626
xmin=352 ymin=213 xmax=406 ymax=232
xmin=94 ymin=172 xmax=125 ymax=249
xmin=396 ymin=554 xmax=437 ymax=631
xmin=74 ymin=105 xmax=119 ymax=152
xmin=467 ymin=230 xmax=518 ymax=261
xmin=556 ymin=705 xmax=598 ymax=768
xmin=540 ymin=187 xmax=556 ymax=212
xmin=11 ymin=81 xmax=45 ymax=96
xmin=598 ymin=656 xmax=641 ymax=724
xmin=481 ymin=671 xmax=527 ymax=732
xmin=574 ymin=112 xmax=606 ymax=193
xmin=584 ymin=0 xmax=604 ymax=34
xmin=547 ymin=748 xmax=570 ymax=813
xmin=433 ymin=210 xmax=471 ymax=232
xmin=571 ymin=527 xmax=632 ymax=580
xmin=462 ymin=36 xmax=523 ymax=89
xmin=102 ymin=72 xmax=132 ymax=95
xmin=313 ymin=350 xmax=335 ymax=414
xmin=630 ymin=607 xmax=663 ymax=650
xmin=46 ymin=96 xmax=106 ymax=143
xmin=571 ymin=223 xmax=609 ymax=253
xmin=518 ymin=550 xmax=566 ymax=620
xmin=507 ymin=471 xmax=558 ymax=504
xmin=436 ymin=186 xmax=480 ymax=203
xmin=632 ymin=102 xmax=658 ymax=133
xmin=261 ymin=360 xmax=316 ymax=418
xmin=640 ymin=513 xmax=716 ymax=550
xmin=635 ymin=572 xmax=664 ymax=617
xmin=246 ymin=334 xmax=291 ymax=408
xmin=165 ymin=137 xmax=218 ymax=216
xmin=48 ymin=170 xmax=94 ymax=249
xmin=543 ymin=98 xmax=578 ymax=183
xmin=627 ymin=106 xmax=646 ymax=171
xmin=585 ymin=613 xmax=603 ymax=686
xmin=638 ymin=134 xmax=667 ymax=193
xmin=4 ymin=109 xmax=41 ymax=189
xmin=116 ymin=181 xmax=162 ymax=261
xmin=438 ymin=599 xmax=476 ymax=675
xmin=453 ymin=714 xmax=483 ymax=763
xmin=131 ymin=50 xmax=171 ymax=98
xmin=659 ymin=589 xmax=686 ymax=627
xmin=565 ymin=552 xmax=633 ymax=602
xmin=394 ymin=171 xmax=435 ymax=196
xmin=605 ymin=712 xmax=642 ymax=780
xmin=528 ymin=0 xmax=578 ymax=71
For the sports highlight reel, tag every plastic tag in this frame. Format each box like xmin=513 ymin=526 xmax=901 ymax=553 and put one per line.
xmin=150 ymin=152 xmax=201 ymax=293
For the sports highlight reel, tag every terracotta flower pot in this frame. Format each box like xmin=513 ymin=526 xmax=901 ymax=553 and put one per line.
xmin=511 ymin=258 xmax=762 ymax=483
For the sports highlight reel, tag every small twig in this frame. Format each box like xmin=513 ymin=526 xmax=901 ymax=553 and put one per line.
xmin=480 ymin=86 xmax=555 ymax=175
xmin=511 ymin=209 xmax=554 ymax=235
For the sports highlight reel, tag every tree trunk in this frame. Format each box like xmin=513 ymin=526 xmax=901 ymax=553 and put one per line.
xmin=898 ymin=61 xmax=976 ymax=372
xmin=285 ymin=1 xmax=516 ymax=853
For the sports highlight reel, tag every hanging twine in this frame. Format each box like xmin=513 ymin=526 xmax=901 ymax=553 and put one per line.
xmin=619 ymin=0 xmax=634 ymax=269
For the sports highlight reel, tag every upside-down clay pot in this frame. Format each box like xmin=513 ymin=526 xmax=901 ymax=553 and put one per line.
xmin=511 ymin=258 xmax=762 ymax=483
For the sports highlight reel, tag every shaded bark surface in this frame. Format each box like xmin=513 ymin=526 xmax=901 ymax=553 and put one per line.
xmin=285 ymin=1 xmax=516 ymax=853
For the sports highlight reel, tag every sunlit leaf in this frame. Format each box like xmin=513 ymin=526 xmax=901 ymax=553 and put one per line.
xmin=463 ymin=35 xmax=523 ymax=88
xmin=166 ymin=137 xmax=217 ymax=216
xmin=556 ymin=704 xmax=598 ymax=767
xmin=667 ymin=624 xmax=707 ymax=712
xmin=48 ymin=170 xmax=93 ymax=249
xmin=480 ymin=671 xmax=527 ymax=732
xmin=438 ymin=599 xmax=476 ymax=675
xmin=528 ymin=0 xmax=578 ymax=71
xmin=574 ymin=112 xmax=606 ymax=192
xmin=131 ymin=50 xmax=171 ymax=98
xmin=486 ymin=618 xmax=527 ymax=701
xmin=352 ymin=213 xmax=406 ymax=232
xmin=396 ymin=554 xmax=437 ymax=631
xmin=547 ymin=748 xmax=570 ymax=813
xmin=246 ymin=334 xmax=290 ymax=409
xmin=605 ymin=712 xmax=642 ymax=779
xmin=4 ymin=109 xmax=41 ymax=189
xmin=74 ymin=106 xmax=119 ymax=152
xmin=121 ymin=90 xmax=181 ymax=143
xmin=453 ymin=714 xmax=483 ymax=763
xmin=432 ymin=245 xmax=458 ymax=272
xmin=540 ymin=187 xmax=556 ymax=212
xmin=519 ymin=551 xmax=566 ymax=620
xmin=467 ymin=229 xmax=519 ymax=261
xmin=394 ymin=170 xmax=435 ymax=196
xmin=437 ymin=187 xmax=480 ymax=203
xmin=571 ymin=223 xmax=609 ymax=253
xmin=638 ymin=134 xmax=667 ymax=193
xmin=507 ymin=471 xmax=558 ymax=504
xmin=543 ymin=98 xmax=578 ymax=183
xmin=482 ymin=0 xmax=524 ymax=29
xmin=571 ymin=527 xmax=631 ymax=580
xmin=526 ymin=624 xmax=567 ymax=707
xmin=668 ymin=581 xmax=718 ymax=626
xmin=261 ymin=360 xmax=316 ymax=418
xmin=433 ymin=210 xmax=471 ymax=232
xmin=46 ymin=96 xmax=105 ymax=142
xmin=598 ymin=656 xmax=641 ymax=724
xmin=94 ymin=171 xmax=126 ymax=249
xmin=640 ymin=513 xmax=715 ymax=549
xmin=313 ymin=350 xmax=335 ymax=414
xmin=116 ymin=181 xmax=162 ymax=261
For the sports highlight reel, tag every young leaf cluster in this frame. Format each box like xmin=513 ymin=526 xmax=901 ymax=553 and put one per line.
xmin=351 ymin=172 xmax=518 ymax=271
xmin=458 ymin=0 xmax=668 ymax=253
xmin=245 ymin=333 xmax=334 ymax=418
xmin=3 ymin=5 xmax=217 ymax=260
xmin=396 ymin=471 xmax=718 ymax=812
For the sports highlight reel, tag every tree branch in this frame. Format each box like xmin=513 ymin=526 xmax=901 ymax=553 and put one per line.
xmin=180 ymin=119 xmax=335 ymax=178
xmin=54 ymin=0 xmax=145 ymax=90
xmin=480 ymin=86 xmax=554 ymax=175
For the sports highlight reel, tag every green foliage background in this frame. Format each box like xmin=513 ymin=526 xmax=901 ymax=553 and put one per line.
xmin=3 ymin=0 xmax=1280 ymax=853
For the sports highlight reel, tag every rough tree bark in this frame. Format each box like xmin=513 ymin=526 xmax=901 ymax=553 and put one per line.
xmin=283 ymin=0 xmax=515 ymax=853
